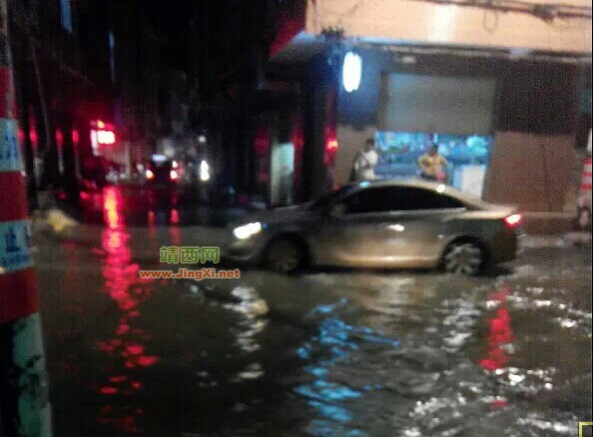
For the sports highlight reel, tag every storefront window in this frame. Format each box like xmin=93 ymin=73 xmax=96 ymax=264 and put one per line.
xmin=374 ymin=131 xmax=493 ymax=198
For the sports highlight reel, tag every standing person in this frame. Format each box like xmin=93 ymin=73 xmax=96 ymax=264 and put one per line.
xmin=418 ymin=144 xmax=448 ymax=182
xmin=350 ymin=138 xmax=379 ymax=181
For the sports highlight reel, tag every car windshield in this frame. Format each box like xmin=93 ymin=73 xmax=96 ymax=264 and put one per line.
xmin=306 ymin=185 xmax=356 ymax=211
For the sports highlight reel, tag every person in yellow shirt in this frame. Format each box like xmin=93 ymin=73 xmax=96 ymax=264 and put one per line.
xmin=418 ymin=144 xmax=448 ymax=182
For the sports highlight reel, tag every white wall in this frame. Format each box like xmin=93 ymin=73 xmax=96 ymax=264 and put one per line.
xmin=306 ymin=0 xmax=591 ymax=54
xmin=379 ymin=74 xmax=497 ymax=135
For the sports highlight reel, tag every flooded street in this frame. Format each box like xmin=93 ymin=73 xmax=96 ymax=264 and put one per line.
xmin=32 ymin=217 xmax=591 ymax=436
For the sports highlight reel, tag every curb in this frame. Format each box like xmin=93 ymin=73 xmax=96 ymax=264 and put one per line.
xmin=520 ymin=233 xmax=591 ymax=249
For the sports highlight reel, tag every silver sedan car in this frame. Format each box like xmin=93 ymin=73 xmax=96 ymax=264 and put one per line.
xmin=225 ymin=180 xmax=523 ymax=275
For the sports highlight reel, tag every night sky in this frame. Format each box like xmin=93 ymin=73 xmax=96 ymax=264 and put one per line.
xmin=125 ymin=0 xmax=270 ymax=95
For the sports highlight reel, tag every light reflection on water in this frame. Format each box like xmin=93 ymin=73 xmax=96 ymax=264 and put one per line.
xmin=478 ymin=286 xmax=514 ymax=373
xmin=223 ymin=286 xmax=269 ymax=381
xmin=94 ymin=187 xmax=159 ymax=433
xmin=295 ymin=298 xmax=398 ymax=437
xmin=48 ymin=206 xmax=591 ymax=436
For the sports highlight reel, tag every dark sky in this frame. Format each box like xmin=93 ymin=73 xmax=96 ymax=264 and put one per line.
xmin=136 ymin=0 xmax=270 ymax=76
xmin=105 ymin=0 xmax=271 ymax=101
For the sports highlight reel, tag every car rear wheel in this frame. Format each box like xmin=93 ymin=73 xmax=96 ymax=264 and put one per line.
xmin=264 ymin=238 xmax=307 ymax=274
xmin=442 ymin=241 xmax=485 ymax=276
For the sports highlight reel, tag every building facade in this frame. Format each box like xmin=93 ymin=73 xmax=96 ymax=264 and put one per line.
xmin=9 ymin=0 xmax=170 ymax=206
xmin=265 ymin=0 xmax=592 ymax=230
xmin=9 ymin=0 xmax=114 ymax=205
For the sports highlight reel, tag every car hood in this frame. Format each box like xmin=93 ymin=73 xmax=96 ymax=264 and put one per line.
xmin=230 ymin=205 xmax=313 ymax=227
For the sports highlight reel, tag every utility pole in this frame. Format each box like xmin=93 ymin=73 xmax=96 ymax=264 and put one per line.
xmin=0 ymin=0 xmax=53 ymax=435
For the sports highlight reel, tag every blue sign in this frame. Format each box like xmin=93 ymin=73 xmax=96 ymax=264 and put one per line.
xmin=0 ymin=220 xmax=32 ymax=273
xmin=0 ymin=118 xmax=22 ymax=172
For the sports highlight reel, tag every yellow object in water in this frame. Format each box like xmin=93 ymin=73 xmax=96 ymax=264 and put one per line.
xmin=46 ymin=209 xmax=78 ymax=232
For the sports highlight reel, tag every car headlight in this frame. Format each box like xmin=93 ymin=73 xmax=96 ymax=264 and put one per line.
xmin=233 ymin=222 xmax=262 ymax=240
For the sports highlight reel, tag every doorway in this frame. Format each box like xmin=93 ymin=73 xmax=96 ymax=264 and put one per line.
xmin=270 ymin=142 xmax=294 ymax=206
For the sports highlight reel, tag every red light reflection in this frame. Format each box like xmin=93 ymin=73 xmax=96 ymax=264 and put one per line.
xmin=478 ymin=286 xmax=515 ymax=410
xmin=100 ymin=387 xmax=118 ymax=395
xmin=56 ymin=129 xmax=64 ymax=147
xmin=103 ymin=187 xmax=124 ymax=229
xmin=147 ymin=210 xmax=155 ymax=227
xmin=169 ymin=222 xmax=181 ymax=247
xmin=478 ymin=288 xmax=514 ymax=372
xmin=170 ymin=209 xmax=179 ymax=226
xmin=490 ymin=398 xmax=509 ymax=409
xmin=29 ymin=129 xmax=38 ymax=148
xmin=96 ymin=198 xmax=158 ymax=433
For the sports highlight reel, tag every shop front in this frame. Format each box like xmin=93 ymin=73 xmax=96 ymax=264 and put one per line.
xmin=332 ymin=46 xmax=585 ymax=214
xmin=374 ymin=131 xmax=492 ymax=198
xmin=371 ymin=72 xmax=497 ymax=197
xmin=266 ymin=0 xmax=590 ymax=222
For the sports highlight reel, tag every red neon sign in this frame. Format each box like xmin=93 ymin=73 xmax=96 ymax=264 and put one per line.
xmin=97 ymin=130 xmax=116 ymax=145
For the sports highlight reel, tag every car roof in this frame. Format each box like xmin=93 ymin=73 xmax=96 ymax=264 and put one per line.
xmin=349 ymin=178 xmax=451 ymax=192
xmin=347 ymin=178 xmax=487 ymax=207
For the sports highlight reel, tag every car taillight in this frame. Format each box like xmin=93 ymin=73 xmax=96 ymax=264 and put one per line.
xmin=146 ymin=169 xmax=154 ymax=180
xmin=504 ymin=214 xmax=523 ymax=229
xmin=170 ymin=170 xmax=178 ymax=181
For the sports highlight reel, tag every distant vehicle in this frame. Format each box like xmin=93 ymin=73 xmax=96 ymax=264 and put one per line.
xmin=226 ymin=179 xmax=523 ymax=275
xmin=145 ymin=155 xmax=179 ymax=186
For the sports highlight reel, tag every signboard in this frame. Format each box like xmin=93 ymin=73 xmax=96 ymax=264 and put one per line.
xmin=0 ymin=118 xmax=22 ymax=172
xmin=459 ymin=165 xmax=487 ymax=198
xmin=90 ymin=120 xmax=116 ymax=156
xmin=0 ymin=220 xmax=33 ymax=273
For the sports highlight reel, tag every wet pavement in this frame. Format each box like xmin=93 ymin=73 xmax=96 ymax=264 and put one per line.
xmin=70 ymin=185 xmax=256 ymax=228
xmin=31 ymin=189 xmax=592 ymax=436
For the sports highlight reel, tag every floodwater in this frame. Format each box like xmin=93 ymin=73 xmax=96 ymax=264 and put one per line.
xmin=33 ymin=187 xmax=592 ymax=436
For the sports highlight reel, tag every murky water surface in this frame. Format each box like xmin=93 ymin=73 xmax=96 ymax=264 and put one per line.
xmin=34 ymin=198 xmax=591 ymax=436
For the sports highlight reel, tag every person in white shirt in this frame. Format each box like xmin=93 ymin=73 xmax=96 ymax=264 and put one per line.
xmin=351 ymin=138 xmax=379 ymax=181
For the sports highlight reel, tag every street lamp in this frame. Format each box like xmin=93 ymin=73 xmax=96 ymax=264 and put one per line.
xmin=200 ymin=160 xmax=210 ymax=182
xmin=342 ymin=51 xmax=362 ymax=93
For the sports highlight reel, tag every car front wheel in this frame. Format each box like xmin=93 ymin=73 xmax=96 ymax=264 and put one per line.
xmin=264 ymin=238 xmax=307 ymax=274
xmin=442 ymin=241 xmax=485 ymax=276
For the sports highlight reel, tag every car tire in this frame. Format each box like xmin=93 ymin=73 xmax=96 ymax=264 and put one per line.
xmin=442 ymin=240 xmax=485 ymax=276
xmin=576 ymin=207 xmax=592 ymax=232
xmin=264 ymin=237 xmax=307 ymax=274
